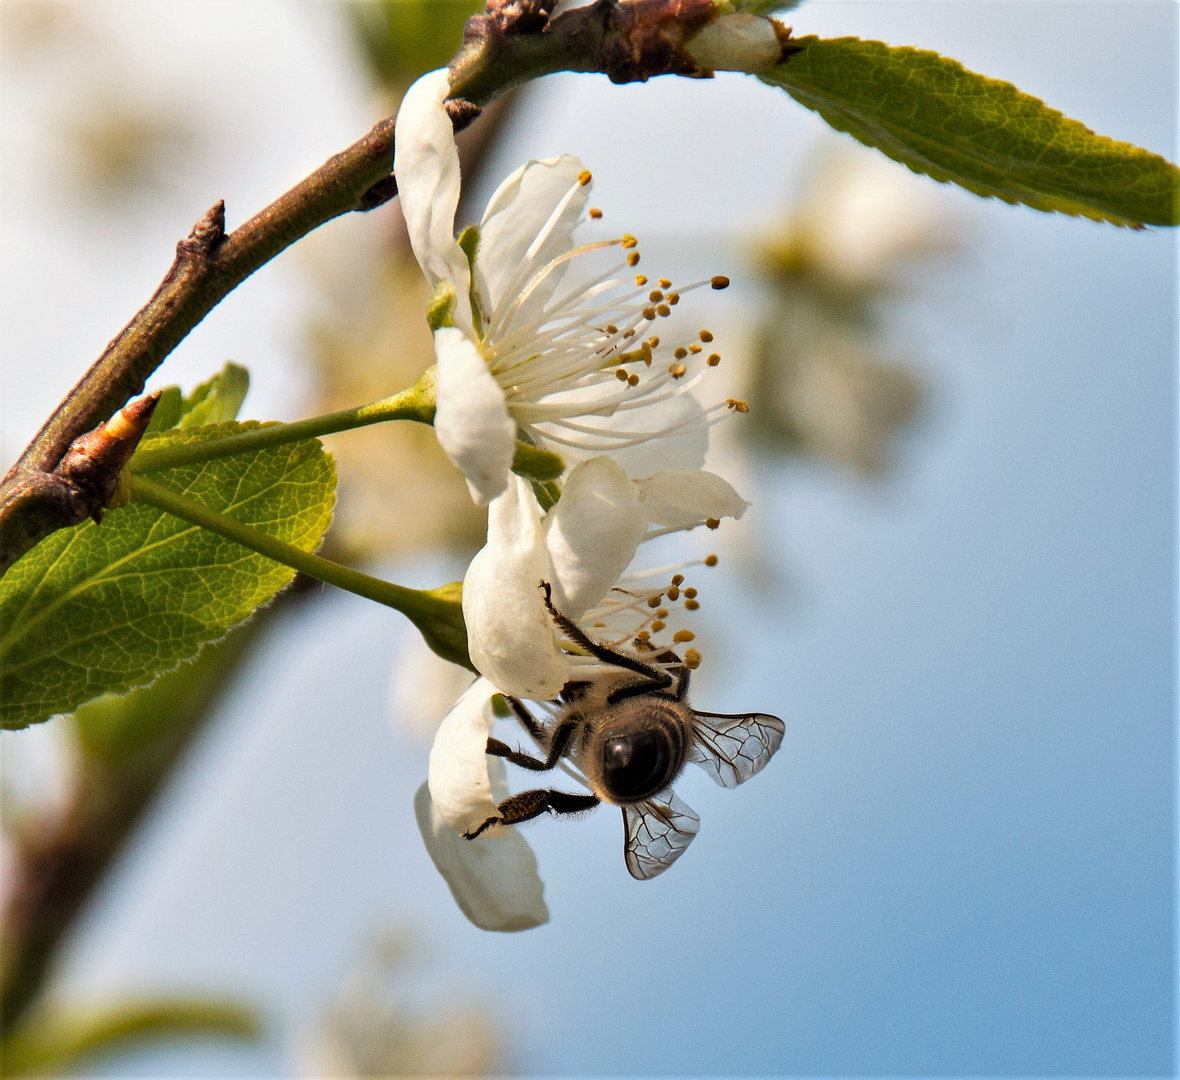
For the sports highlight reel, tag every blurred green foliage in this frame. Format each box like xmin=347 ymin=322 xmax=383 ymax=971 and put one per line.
xmin=349 ymin=0 xmax=484 ymax=92
xmin=2 ymin=999 xmax=260 ymax=1076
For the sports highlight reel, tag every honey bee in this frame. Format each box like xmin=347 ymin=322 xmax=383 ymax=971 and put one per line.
xmin=464 ymin=583 xmax=785 ymax=879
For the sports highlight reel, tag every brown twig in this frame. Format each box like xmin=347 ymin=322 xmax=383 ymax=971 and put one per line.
xmin=0 ymin=0 xmax=771 ymax=579
xmin=0 ymin=118 xmax=403 ymax=576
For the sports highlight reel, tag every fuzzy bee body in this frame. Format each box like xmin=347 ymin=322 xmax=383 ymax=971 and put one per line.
xmin=567 ymin=681 xmax=694 ymax=806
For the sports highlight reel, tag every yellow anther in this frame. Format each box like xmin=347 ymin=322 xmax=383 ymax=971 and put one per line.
xmin=656 ymin=608 xmax=669 ymax=619
xmin=685 ymin=599 xmax=700 ymax=611
xmin=578 ymin=169 xmax=593 ymax=185
xmin=643 ymin=306 xmax=657 ymax=320
xmin=705 ymin=554 xmax=718 ymax=567
xmin=658 ymin=278 xmax=672 ymax=289
xmin=647 ymin=595 xmax=662 ymax=608
xmin=669 ymin=362 xmax=687 ymax=378
xmin=649 ymin=290 xmax=664 ymax=302
xmin=684 ymin=586 xmax=697 ymax=599
xmin=689 ymin=344 xmax=702 ymax=354
xmin=627 ymin=373 xmax=640 ymax=386
xmin=699 ymin=330 xmax=714 ymax=343
xmin=706 ymin=517 xmax=720 ymax=529
xmin=707 ymin=353 xmax=721 ymax=367
xmin=726 ymin=398 xmax=750 ymax=413
xmin=635 ymin=274 xmax=648 ymax=286
xmin=685 ymin=650 xmax=701 ymax=670
xmin=616 ymin=368 xmax=629 ymax=381
xmin=666 ymin=586 xmax=680 ymax=601
xmin=711 ymin=275 xmax=730 ymax=290
xmin=594 ymin=621 xmax=606 ymax=627
xmin=623 ymin=328 xmax=636 ymax=338
xmin=621 ymin=234 xmax=638 ymax=249
xmin=647 ymin=336 xmax=660 ymax=349
xmin=589 ymin=207 xmax=603 ymax=219
xmin=674 ymin=346 xmax=688 ymax=360
xmin=673 ymin=629 xmax=696 ymax=643
xmin=628 ymin=251 xmax=640 ymax=266
xmin=651 ymin=619 xmax=666 ymax=632
xmin=667 ymin=293 xmax=680 ymax=305
xmin=636 ymin=629 xmax=651 ymax=642
xmin=656 ymin=304 xmax=671 ymax=317
xmin=671 ymin=574 xmax=685 ymax=586
xmin=606 ymin=323 xmax=618 ymax=333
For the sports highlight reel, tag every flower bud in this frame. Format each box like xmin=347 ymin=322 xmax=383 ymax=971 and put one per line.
xmin=687 ymin=13 xmax=787 ymax=73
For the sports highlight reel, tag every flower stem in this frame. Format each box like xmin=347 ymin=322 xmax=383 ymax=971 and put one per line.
xmin=128 ymin=473 xmax=471 ymax=670
xmin=130 ymin=370 xmax=436 ymax=473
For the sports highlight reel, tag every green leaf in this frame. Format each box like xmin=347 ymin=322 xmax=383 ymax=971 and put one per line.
xmin=144 ymin=386 xmax=183 ymax=433
xmin=178 ymin=361 xmax=251 ymax=427
xmin=763 ymin=36 xmax=1180 ymax=227
xmin=143 ymin=362 xmax=249 ymax=434
xmin=73 ymin=626 xmax=248 ymax=763
xmin=2 ymin=999 xmax=260 ymax=1076
xmin=0 ymin=422 xmax=335 ymax=729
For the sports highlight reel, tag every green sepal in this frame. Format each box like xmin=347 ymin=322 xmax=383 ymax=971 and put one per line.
xmin=457 ymin=224 xmax=486 ymax=334
xmin=427 ymin=280 xmax=458 ymax=330
xmin=511 ymin=441 xmax=566 ymax=482
xmin=531 ymin=478 xmax=562 ymax=512
xmin=763 ymin=36 xmax=1180 ymax=227
xmin=413 ymin=579 xmax=472 ymax=671
xmin=458 ymin=224 xmax=481 ymax=267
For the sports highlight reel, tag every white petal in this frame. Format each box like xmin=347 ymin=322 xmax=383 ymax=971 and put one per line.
xmin=463 ymin=475 xmax=570 ymax=699
xmin=433 ymin=327 xmax=516 ymax=505
xmin=544 ymin=456 xmax=647 ymax=621
xmin=394 ymin=70 xmax=471 ymax=302
xmin=428 ymin=676 xmax=501 ymax=835
xmin=634 ymin=469 xmax=751 ymax=529
xmin=479 ymin=155 xmax=590 ymax=321
xmin=414 ymin=781 xmax=549 ymax=932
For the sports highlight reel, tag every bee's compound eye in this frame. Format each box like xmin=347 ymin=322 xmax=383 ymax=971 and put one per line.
xmin=601 ymin=729 xmax=670 ymax=801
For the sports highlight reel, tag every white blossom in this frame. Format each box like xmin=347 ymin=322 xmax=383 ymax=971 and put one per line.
xmin=419 ymin=458 xmax=747 ymax=927
xmin=394 ymin=69 xmax=735 ymax=505
xmin=415 ymin=679 xmax=549 ymax=932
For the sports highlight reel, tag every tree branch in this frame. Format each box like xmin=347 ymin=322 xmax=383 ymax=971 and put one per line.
xmin=0 ymin=0 xmax=789 ymax=579
xmin=0 ymin=117 xmax=402 ymax=575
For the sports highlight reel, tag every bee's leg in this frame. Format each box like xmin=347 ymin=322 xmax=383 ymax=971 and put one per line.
xmin=485 ymin=738 xmax=549 ymax=771
xmin=646 ymin=648 xmax=690 ymax=700
xmin=606 ymin=646 xmax=688 ymax=703
xmin=485 ymin=719 xmax=576 ymax=771
xmin=539 ymin=581 xmax=672 ymax=689
xmin=505 ymin=695 xmax=546 ymax=742
xmin=463 ymin=789 xmax=600 ymax=840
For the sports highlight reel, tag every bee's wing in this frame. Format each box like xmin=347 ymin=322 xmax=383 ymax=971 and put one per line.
xmin=622 ymin=789 xmax=700 ymax=880
xmin=688 ymin=710 xmax=785 ymax=789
